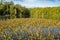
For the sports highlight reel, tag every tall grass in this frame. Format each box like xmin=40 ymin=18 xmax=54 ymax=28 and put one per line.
xmin=0 ymin=18 xmax=60 ymax=40
xmin=0 ymin=18 xmax=60 ymax=27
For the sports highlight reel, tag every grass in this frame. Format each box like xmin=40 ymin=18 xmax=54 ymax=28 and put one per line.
xmin=0 ymin=18 xmax=60 ymax=40
xmin=0 ymin=18 xmax=60 ymax=27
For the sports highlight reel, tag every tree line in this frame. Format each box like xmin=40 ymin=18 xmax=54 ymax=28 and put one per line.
xmin=0 ymin=1 xmax=30 ymax=19
xmin=30 ymin=7 xmax=60 ymax=20
xmin=0 ymin=1 xmax=60 ymax=20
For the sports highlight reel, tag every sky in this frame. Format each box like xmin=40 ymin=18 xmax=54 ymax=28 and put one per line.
xmin=5 ymin=0 xmax=60 ymax=8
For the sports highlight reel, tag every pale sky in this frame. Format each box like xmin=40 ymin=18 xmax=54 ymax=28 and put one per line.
xmin=5 ymin=0 xmax=60 ymax=8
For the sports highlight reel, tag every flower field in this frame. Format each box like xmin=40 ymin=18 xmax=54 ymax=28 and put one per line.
xmin=0 ymin=18 xmax=60 ymax=40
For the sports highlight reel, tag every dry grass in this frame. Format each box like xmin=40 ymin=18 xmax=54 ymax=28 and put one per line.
xmin=0 ymin=18 xmax=60 ymax=27
xmin=0 ymin=18 xmax=60 ymax=40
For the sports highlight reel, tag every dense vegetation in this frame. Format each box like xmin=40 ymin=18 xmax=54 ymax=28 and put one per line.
xmin=30 ymin=7 xmax=60 ymax=20
xmin=0 ymin=1 xmax=60 ymax=20
xmin=0 ymin=18 xmax=60 ymax=40
xmin=0 ymin=1 xmax=30 ymax=19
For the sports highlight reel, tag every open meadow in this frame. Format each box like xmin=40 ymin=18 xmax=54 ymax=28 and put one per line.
xmin=0 ymin=18 xmax=60 ymax=40
xmin=0 ymin=18 xmax=60 ymax=27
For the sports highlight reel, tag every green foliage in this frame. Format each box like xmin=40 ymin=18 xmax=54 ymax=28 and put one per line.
xmin=29 ymin=7 xmax=60 ymax=20
xmin=15 ymin=4 xmax=23 ymax=18
xmin=10 ymin=4 xmax=15 ymax=19
xmin=22 ymin=8 xmax=30 ymax=18
xmin=0 ymin=1 xmax=30 ymax=19
xmin=0 ymin=1 xmax=60 ymax=20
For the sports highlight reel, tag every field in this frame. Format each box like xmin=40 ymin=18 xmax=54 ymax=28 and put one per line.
xmin=0 ymin=18 xmax=60 ymax=40
xmin=0 ymin=18 xmax=60 ymax=27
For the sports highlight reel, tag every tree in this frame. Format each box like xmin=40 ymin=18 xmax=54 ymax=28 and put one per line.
xmin=15 ymin=4 xmax=24 ymax=18
xmin=22 ymin=8 xmax=30 ymax=18
xmin=3 ymin=2 xmax=9 ymax=15
xmin=10 ymin=3 xmax=16 ymax=19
